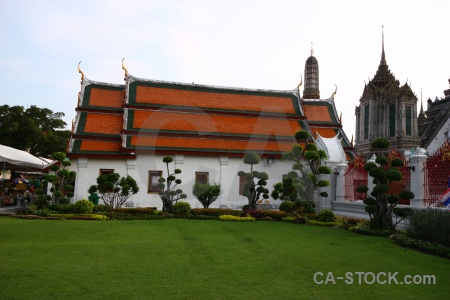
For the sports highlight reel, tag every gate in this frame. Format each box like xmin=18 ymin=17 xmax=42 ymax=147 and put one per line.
xmin=423 ymin=141 xmax=450 ymax=207
xmin=344 ymin=155 xmax=368 ymax=202
xmin=387 ymin=149 xmax=411 ymax=205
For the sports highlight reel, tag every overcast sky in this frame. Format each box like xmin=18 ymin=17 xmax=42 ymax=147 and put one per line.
xmin=1 ymin=0 xmax=449 ymax=139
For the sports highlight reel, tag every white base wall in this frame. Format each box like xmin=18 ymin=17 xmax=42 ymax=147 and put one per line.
xmin=70 ymin=154 xmax=293 ymax=209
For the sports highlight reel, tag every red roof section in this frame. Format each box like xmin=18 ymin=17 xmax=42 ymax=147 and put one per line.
xmin=131 ymin=110 xmax=301 ymax=136
xmin=130 ymin=135 xmax=293 ymax=153
xmin=310 ymin=127 xmax=338 ymax=138
xmin=304 ymin=105 xmax=332 ymax=122
xmin=80 ymin=140 xmax=122 ymax=152
xmin=135 ymin=86 xmax=296 ymax=114
xmin=89 ymin=88 xmax=123 ymax=108
xmin=84 ymin=113 xmax=123 ymax=135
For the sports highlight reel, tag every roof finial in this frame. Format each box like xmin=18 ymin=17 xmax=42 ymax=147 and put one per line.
xmin=78 ymin=61 xmax=84 ymax=81
xmin=339 ymin=112 xmax=342 ymax=125
xmin=122 ymin=58 xmax=128 ymax=79
xmin=297 ymin=75 xmax=303 ymax=92
xmin=310 ymin=42 xmax=314 ymax=56
xmin=332 ymin=84 xmax=337 ymax=100
xmin=381 ymin=25 xmax=386 ymax=65
xmin=351 ymin=134 xmax=354 ymax=147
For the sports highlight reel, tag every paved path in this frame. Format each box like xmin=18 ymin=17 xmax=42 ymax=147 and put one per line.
xmin=0 ymin=204 xmax=28 ymax=214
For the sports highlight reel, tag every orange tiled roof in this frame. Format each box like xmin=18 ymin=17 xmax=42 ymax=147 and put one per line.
xmin=310 ymin=127 xmax=338 ymax=138
xmin=304 ymin=105 xmax=332 ymax=122
xmin=84 ymin=114 xmax=123 ymax=135
xmin=134 ymin=86 xmax=296 ymax=114
xmin=130 ymin=135 xmax=293 ymax=153
xmin=80 ymin=140 xmax=122 ymax=152
xmin=89 ymin=88 xmax=123 ymax=108
xmin=131 ymin=110 xmax=301 ymax=137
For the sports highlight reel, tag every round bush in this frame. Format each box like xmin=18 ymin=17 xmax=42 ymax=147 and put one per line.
xmin=279 ymin=201 xmax=294 ymax=213
xmin=75 ymin=199 xmax=94 ymax=215
xmin=173 ymin=201 xmax=191 ymax=216
xmin=319 ymin=209 xmax=335 ymax=222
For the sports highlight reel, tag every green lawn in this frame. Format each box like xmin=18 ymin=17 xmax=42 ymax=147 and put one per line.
xmin=0 ymin=217 xmax=448 ymax=300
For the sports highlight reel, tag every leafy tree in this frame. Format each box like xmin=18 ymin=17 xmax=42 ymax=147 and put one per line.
xmin=192 ymin=182 xmax=222 ymax=208
xmin=0 ymin=105 xmax=70 ymax=157
xmin=237 ymin=152 xmax=270 ymax=210
xmin=42 ymin=152 xmax=76 ymax=204
xmin=357 ymin=138 xmax=414 ymax=229
xmin=158 ymin=156 xmax=187 ymax=212
xmin=89 ymin=173 xmax=139 ymax=209
xmin=271 ymin=130 xmax=330 ymax=212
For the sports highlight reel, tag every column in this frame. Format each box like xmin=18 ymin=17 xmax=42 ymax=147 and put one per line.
xmin=174 ymin=154 xmax=184 ymax=182
xmin=126 ymin=159 xmax=138 ymax=207
xmin=75 ymin=158 xmax=88 ymax=203
xmin=219 ymin=156 xmax=229 ymax=208
xmin=409 ymin=148 xmax=427 ymax=207
xmin=335 ymin=163 xmax=348 ymax=202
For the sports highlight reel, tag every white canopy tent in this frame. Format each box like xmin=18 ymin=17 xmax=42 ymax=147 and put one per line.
xmin=0 ymin=144 xmax=52 ymax=170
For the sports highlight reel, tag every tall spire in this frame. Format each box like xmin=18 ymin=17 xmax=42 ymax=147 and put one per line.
xmin=380 ymin=25 xmax=387 ymax=66
xmin=303 ymin=45 xmax=320 ymax=99
xmin=420 ymin=88 xmax=424 ymax=114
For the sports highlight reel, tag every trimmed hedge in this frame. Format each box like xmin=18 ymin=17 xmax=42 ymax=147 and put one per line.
xmin=219 ymin=215 xmax=256 ymax=221
xmin=190 ymin=208 xmax=242 ymax=217
xmin=307 ymin=220 xmax=340 ymax=227
xmin=245 ymin=210 xmax=287 ymax=220
xmin=48 ymin=204 xmax=77 ymax=214
xmin=393 ymin=235 xmax=450 ymax=258
xmin=112 ymin=207 xmax=157 ymax=215
xmin=93 ymin=205 xmax=113 ymax=213
xmin=48 ymin=213 xmax=108 ymax=221
xmin=406 ymin=208 xmax=450 ymax=247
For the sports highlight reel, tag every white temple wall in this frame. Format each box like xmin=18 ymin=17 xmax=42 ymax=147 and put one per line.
xmin=70 ymin=154 xmax=294 ymax=209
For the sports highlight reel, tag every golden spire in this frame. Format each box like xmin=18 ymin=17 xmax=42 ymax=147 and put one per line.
xmin=351 ymin=134 xmax=354 ymax=147
xmin=332 ymin=84 xmax=337 ymax=100
xmin=297 ymin=75 xmax=303 ymax=92
xmin=310 ymin=42 xmax=314 ymax=56
xmin=339 ymin=112 xmax=342 ymax=125
xmin=122 ymin=58 xmax=128 ymax=78
xmin=78 ymin=61 xmax=84 ymax=81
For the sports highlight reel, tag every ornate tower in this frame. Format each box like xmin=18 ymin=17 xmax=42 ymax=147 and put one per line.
xmin=303 ymin=46 xmax=320 ymax=99
xmin=354 ymin=28 xmax=420 ymax=159
xmin=417 ymin=90 xmax=427 ymax=136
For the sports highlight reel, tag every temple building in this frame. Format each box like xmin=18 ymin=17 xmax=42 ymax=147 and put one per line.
xmin=418 ymin=79 xmax=450 ymax=156
xmin=354 ymin=31 xmax=420 ymax=159
xmin=67 ymin=54 xmax=354 ymax=209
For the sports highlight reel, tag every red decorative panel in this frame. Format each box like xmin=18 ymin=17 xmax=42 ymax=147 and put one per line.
xmin=423 ymin=142 xmax=450 ymax=207
xmin=344 ymin=155 xmax=368 ymax=202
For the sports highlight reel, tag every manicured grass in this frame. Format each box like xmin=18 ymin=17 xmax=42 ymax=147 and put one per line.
xmin=0 ymin=217 xmax=449 ymax=299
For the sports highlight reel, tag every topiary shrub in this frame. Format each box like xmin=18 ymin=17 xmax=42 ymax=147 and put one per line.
xmin=75 ymin=199 xmax=94 ymax=215
xmin=318 ymin=209 xmax=335 ymax=222
xmin=279 ymin=201 xmax=294 ymax=213
xmin=172 ymin=201 xmax=191 ymax=216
